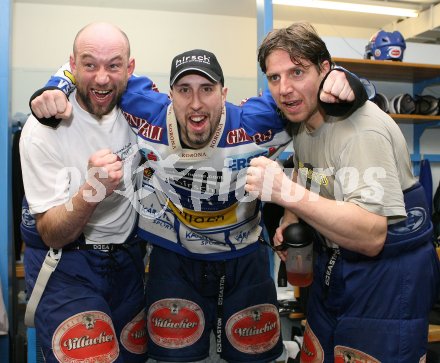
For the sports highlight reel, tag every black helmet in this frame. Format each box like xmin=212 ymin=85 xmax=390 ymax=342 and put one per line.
xmin=372 ymin=93 xmax=389 ymax=113
xmin=389 ymin=93 xmax=416 ymax=114
xmin=415 ymin=95 xmax=439 ymax=115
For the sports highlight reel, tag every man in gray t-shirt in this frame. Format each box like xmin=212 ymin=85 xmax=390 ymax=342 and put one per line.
xmin=246 ymin=22 xmax=440 ymax=362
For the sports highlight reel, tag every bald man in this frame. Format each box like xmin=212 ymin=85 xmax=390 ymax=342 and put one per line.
xmin=20 ymin=23 xmax=148 ymax=363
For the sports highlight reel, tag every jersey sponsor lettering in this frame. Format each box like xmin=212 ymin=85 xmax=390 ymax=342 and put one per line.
xmin=55 ymin=79 xmax=73 ymax=96
xmin=226 ymin=128 xmax=252 ymax=145
xmin=233 ymin=229 xmax=251 ymax=244
xmin=120 ymin=309 xmax=148 ymax=355
xmin=253 ymin=129 xmax=274 ymax=145
xmin=148 ymin=299 xmax=204 ymax=349
xmin=225 ymin=304 xmax=280 ymax=354
xmin=226 ymin=128 xmax=275 ymax=145
xmin=168 ymin=200 xmax=237 ymax=229
xmin=181 ymin=150 xmax=207 ymax=158
xmin=227 ymin=151 xmax=268 ymax=172
xmin=172 ymin=167 xmax=223 ymax=183
xmin=169 ymin=167 xmax=226 ymax=198
xmin=184 ymin=230 xmax=228 ymax=247
xmin=123 ymin=111 xmax=163 ymax=142
xmin=300 ymin=322 xmax=324 ymax=363
xmin=209 ymin=122 xmax=224 ymax=148
xmin=52 ymin=311 xmax=119 ymax=363
xmin=154 ymin=217 xmax=174 ymax=230
xmin=334 ymin=345 xmax=380 ymax=363
xmin=168 ymin=119 xmax=178 ymax=150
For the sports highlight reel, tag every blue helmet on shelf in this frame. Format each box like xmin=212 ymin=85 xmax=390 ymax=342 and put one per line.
xmin=364 ymin=30 xmax=406 ymax=61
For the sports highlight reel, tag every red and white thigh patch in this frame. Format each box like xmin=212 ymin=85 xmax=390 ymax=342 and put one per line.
xmin=334 ymin=345 xmax=380 ymax=363
xmin=225 ymin=303 xmax=280 ymax=354
xmin=300 ymin=322 xmax=324 ymax=363
xmin=52 ymin=310 xmax=119 ymax=363
xmin=120 ymin=309 xmax=148 ymax=354
xmin=148 ymin=298 xmax=204 ymax=349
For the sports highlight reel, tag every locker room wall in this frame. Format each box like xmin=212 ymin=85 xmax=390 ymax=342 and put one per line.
xmin=10 ymin=2 xmax=440 ymax=191
xmin=11 ymin=2 xmax=381 ymax=113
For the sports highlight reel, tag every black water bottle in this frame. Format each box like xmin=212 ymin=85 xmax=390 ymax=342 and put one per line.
xmin=281 ymin=222 xmax=314 ymax=287
xmin=277 ymin=260 xmax=287 ymax=287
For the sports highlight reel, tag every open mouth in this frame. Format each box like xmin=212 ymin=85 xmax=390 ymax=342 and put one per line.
xmin=189 ymin=114 xmax=207 ymax=123
xmin=188 ymin=114 xmax=208 ymax=130
xmin=91 ymin=89 xmax=113 ymax=102
xmin=283 ymin=99 xmax=302 ymax=110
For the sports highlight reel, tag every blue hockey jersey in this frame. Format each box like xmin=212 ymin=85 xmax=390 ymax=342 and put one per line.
xmin=121 ymin=76 xmax=291 ymax=260
xmin=39 ymin=64 xmax=366 ymax=260
xmin=43 ymin=68 xmax=291 ymax=260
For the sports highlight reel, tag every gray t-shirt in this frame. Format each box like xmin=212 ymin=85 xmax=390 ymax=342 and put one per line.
xmin=294 ymin=100 xmax=415 ymax=220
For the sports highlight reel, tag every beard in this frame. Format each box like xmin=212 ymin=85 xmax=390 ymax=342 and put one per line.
xmin=187 ymin=129 xmax=211 ymax=147
xmin=76 ymin=86 xmax=124 ymax=118
xmin=185 ymin=109 xmax=222 ymax=149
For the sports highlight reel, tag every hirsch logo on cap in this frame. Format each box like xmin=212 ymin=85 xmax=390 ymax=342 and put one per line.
xmin=175 ymin=54 xmax=211 ymax=68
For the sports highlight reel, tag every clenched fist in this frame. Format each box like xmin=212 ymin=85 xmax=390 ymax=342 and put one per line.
xmin=319 ymin=69 xmax=355 ymax=104
xmin=31 ymin=89 xmax=73 ymax=120
xmin=245 ymin=156 xmax=290 ymax=204
xmin=84 ymin=149 xmax=123 ymax=202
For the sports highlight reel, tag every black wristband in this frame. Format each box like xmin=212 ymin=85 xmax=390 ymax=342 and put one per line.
xmin=318 ymin=68 xmax=368 ymax=117
xmin=29 ymin=86 xmax=67 ymax=128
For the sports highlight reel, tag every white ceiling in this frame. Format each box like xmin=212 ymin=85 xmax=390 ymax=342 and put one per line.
xmin=14 ymin=0 xmax=440 ymax=43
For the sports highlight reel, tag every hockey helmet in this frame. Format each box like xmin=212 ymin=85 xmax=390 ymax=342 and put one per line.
xmin=415 ymin=95 xmax=439 ymax=115
xmin=364 ymin=30 xmax=406 ymax=61
xmin=389 ymin=93 xmax=415 ymax=114
xmin=372 ymin=93 xmax=389 ymax=113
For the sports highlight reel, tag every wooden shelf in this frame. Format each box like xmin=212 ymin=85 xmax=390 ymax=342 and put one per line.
xmin=333 ymin=58 xmax=440 ymax=84
xmin=389 ymin=114 xmax=440 ymax=124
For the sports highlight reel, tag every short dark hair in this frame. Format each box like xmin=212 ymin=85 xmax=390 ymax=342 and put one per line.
xmin=258 ymin=22 xmax=333 ymax=74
